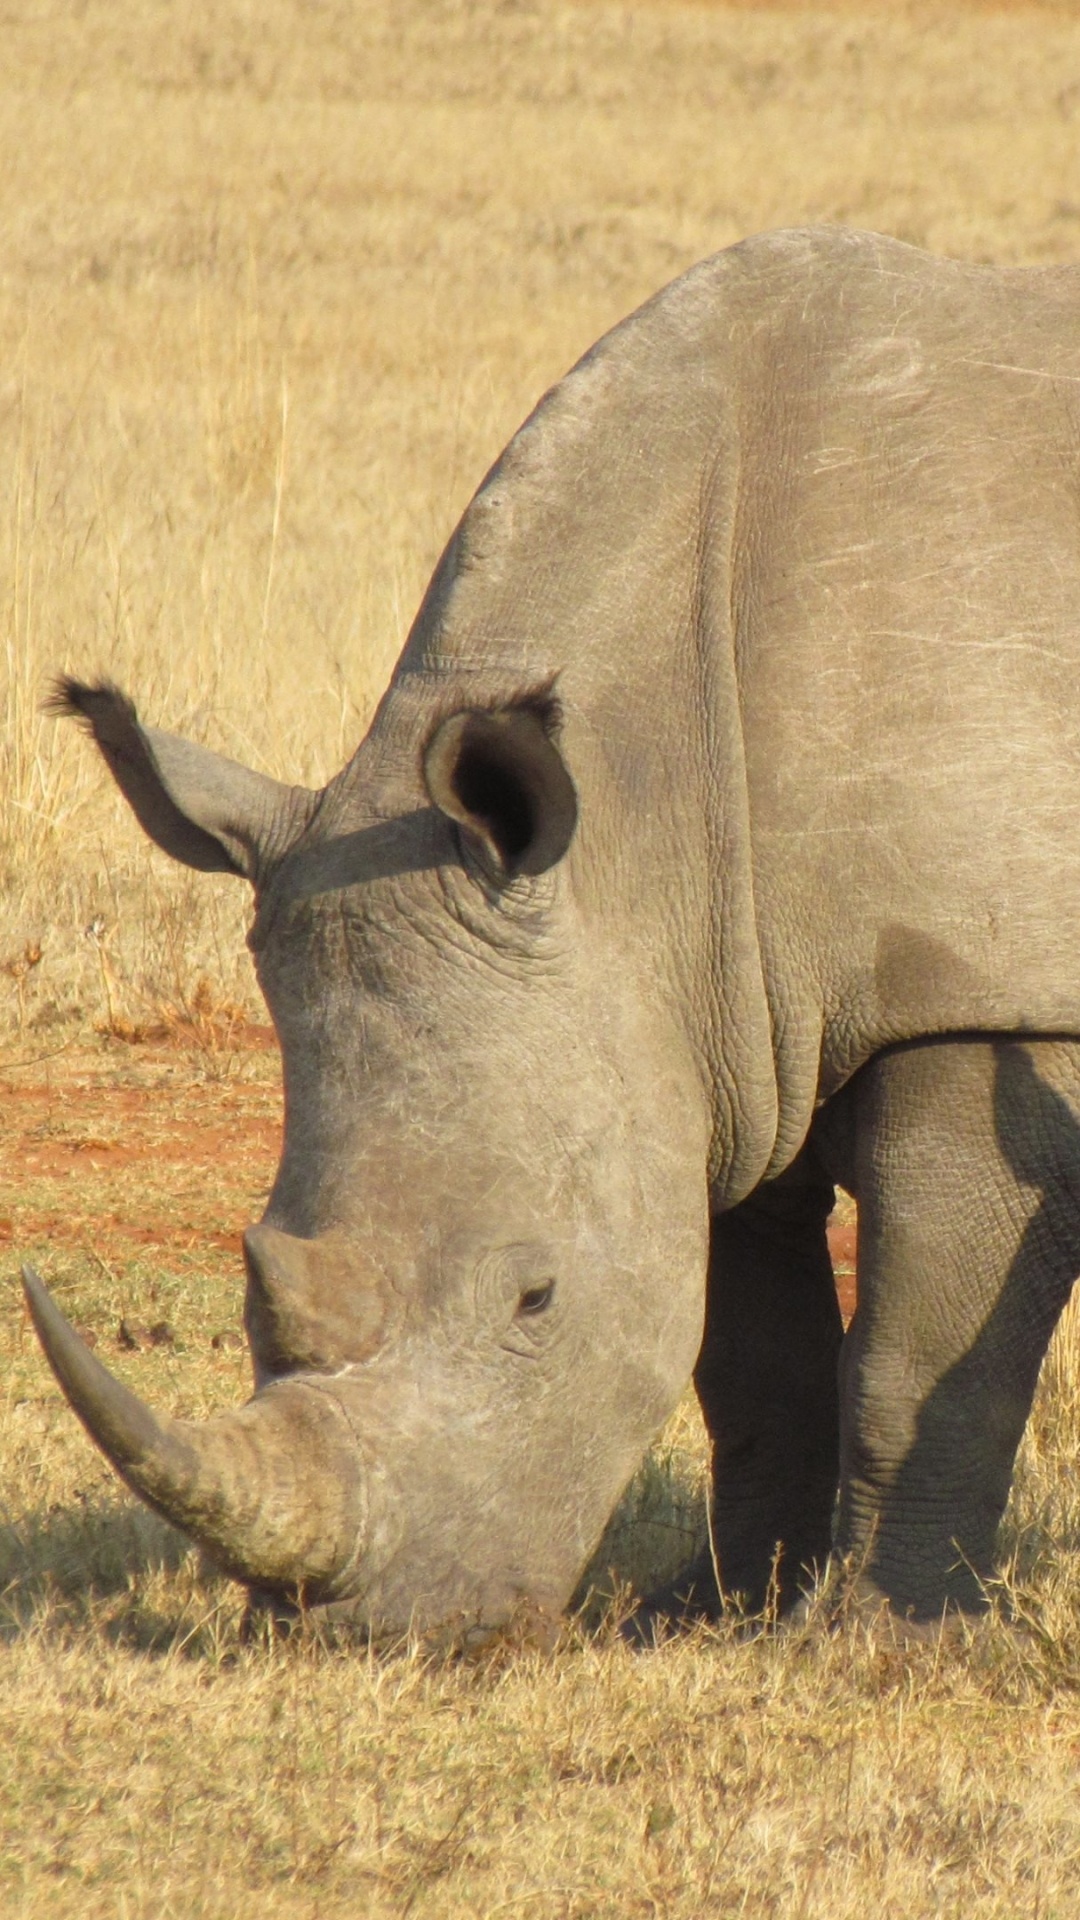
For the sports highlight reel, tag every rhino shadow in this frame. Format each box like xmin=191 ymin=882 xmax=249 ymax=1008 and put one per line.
xmin=272 ymin=810 xmax=446 ymax=909
xmin=570 ymin=1445 xmax=710 ymax=1628
xmin=0 ymin=1491 xmax=228 ymax=1650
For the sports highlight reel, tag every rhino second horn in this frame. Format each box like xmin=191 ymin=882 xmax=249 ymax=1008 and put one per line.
xmin=21 ymin=1266 xmax=366 ymax=1596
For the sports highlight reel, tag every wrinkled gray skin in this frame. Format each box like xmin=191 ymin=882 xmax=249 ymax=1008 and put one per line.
xmin=27 ymin=227 xmax=1080 ymax=1631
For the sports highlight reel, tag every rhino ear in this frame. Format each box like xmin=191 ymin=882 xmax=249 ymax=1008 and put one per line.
xmin=49 ymin=678 xmax=307 ymax=883
xmin=423 ymin=701 xmax=578 ymax=880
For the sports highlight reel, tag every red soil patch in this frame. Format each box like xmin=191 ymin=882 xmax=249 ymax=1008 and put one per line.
xmin=0 ymin=1036 xmax=282 ymax=1267
xmin=827 ymin=1214 xmax=857 ymax=1324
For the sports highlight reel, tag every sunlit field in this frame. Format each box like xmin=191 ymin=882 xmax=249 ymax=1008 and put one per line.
xmin=5 ymin=1 xmax=1080 ymax=1913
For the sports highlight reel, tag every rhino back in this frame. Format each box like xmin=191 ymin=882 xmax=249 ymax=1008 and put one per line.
xmin=342 ymin=228 xmax=1080 ymax=1191
xmin=724 ymin=233 xmax=1080 ymax=1150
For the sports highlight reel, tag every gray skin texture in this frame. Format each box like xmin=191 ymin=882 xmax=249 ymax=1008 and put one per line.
xmin=32 ymin=226 xmax=1080 ymax=1629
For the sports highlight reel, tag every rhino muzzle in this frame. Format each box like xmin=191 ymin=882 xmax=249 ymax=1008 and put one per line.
xmin=21 ymin=1265 xmax=369 ymax=1600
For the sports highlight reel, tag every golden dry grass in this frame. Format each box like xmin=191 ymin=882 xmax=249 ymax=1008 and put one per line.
xmin=4 ymin=1248 xmax=1080 ymax=1920
xmin=4 ymin=0 xmax=1080 ymax=1032
xmin=5 ymin=0 xmax=1080 ymax=1913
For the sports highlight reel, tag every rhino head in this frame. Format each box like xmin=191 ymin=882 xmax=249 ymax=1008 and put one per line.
xmin=27 ymin=667 xmax=713 ymax=1635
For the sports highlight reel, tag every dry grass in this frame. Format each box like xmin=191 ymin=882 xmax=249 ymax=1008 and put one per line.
xmin=4 ymin=0 xmax=1080 ymax=1031
xmin=5 ymin=0 xmax=1080 ymax=1912
xmin=5 ymin=1242 xmax=1080 ymax=1920
xmin=4 ymin=1583 xmax=1080 ymax=1920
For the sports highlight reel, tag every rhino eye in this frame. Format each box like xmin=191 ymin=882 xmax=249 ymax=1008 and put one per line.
xmin=516 ymin=1280 xmax=555 ymax=1318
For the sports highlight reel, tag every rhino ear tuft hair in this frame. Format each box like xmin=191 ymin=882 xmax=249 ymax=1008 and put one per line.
xmin=423 ymin=699 xmax=578 ymax=880
xmin=48 ymin=676 xmax=310 ymax=883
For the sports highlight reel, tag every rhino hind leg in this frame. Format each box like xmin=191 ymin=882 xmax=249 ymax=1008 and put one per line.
xmin=682 ymin=1146 xmax=844 ymax=1619
xmin=825 ymin=1036 xmax=1080 ymax=1621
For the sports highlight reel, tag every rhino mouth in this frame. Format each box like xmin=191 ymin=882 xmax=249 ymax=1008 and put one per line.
xmin=22 ymin=1265 xmax=368 ymax=1601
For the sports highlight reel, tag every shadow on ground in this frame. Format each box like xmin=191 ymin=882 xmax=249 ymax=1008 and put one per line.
xmin=0 ymin=1492 xmax=233 ymax=1650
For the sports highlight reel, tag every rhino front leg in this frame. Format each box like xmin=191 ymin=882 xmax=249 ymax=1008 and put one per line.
xmin=688 ymin=1148 xmax=843 ymax=1615
xmin=826 ymin=1037 xmax=1080 ymax=1620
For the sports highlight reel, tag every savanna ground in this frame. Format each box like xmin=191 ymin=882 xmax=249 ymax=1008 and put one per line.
xmin=4 ymin=0 xmax=1080 ymax=1912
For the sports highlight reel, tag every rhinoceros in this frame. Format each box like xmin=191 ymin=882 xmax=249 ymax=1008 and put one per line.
xmin=24 ymin=225 xmax=1080 ymax=1632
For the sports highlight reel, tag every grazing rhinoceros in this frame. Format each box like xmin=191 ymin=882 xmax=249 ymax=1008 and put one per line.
xmin=25 ymin=226 xmax=1080 ymax=1632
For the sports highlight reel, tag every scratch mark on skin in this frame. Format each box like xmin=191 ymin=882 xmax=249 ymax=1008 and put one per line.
xmin=959 ymin=359 xmax=1080 ymax=385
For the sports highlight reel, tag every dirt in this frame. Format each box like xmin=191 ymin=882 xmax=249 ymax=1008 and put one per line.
xmin=827 ymin=1211 xmax=857 ymax=1323
xmin=0 ymin=1029 xmax=857 ymax=1316
xmin=0 ymin=1035 xmax=283 ymax=1270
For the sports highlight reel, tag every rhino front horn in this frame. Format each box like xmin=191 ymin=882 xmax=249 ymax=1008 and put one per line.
xmin=21 ymin=1266 xmax=366 ymax=1597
